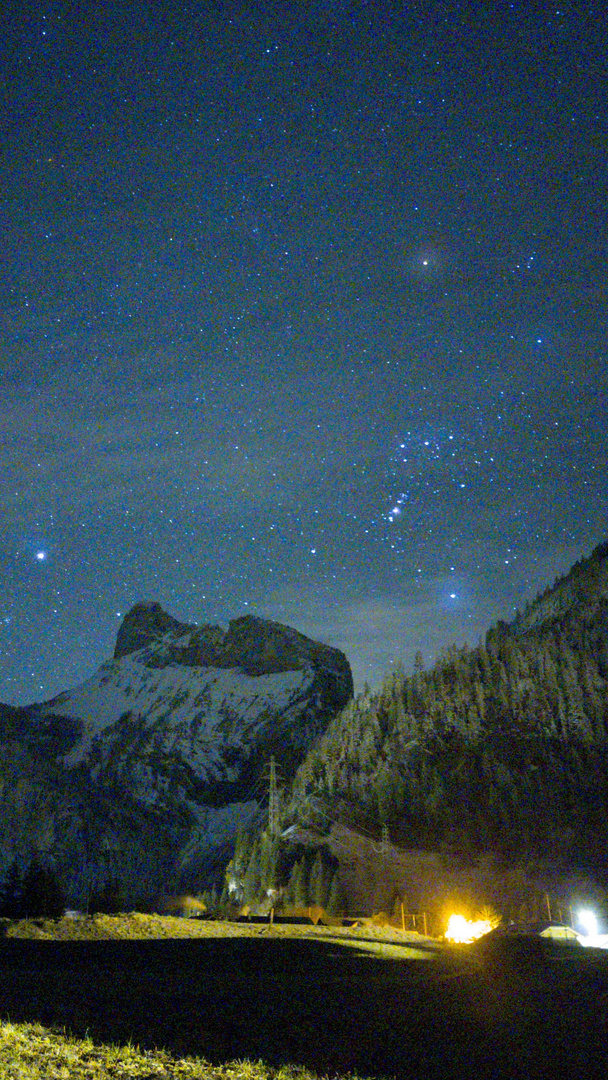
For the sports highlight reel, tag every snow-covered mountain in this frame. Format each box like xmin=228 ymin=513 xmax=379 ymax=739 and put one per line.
xmin=0 ymin=603 xmax=353 ymax=905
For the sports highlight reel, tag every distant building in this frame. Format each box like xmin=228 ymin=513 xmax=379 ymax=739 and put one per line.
xmin=485 ymin=921 xmax=582 ymax=944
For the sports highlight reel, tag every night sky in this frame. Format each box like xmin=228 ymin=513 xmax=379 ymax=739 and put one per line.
xmin=2 ymin=1 xmax=607 ymax=705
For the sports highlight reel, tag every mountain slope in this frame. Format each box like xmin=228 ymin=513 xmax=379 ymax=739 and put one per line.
xmin=231 ymin=542 xmax=608 ymax=917
xmin=513 ymin=540 xmax=608 ymax=633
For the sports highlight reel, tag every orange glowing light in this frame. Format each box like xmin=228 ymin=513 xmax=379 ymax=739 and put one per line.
xmin=445 ymin=913 xmax=494 ymax=943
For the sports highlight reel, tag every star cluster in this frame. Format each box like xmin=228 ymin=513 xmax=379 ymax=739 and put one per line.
xmin=1 ymin=1 xmax=607 ymax=703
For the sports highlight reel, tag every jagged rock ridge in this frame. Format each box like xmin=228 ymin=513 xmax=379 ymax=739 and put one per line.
xmin=115 ymin=603 xmax=351 ymax=692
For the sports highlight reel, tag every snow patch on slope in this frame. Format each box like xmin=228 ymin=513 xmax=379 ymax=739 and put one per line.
xmin=44 ymin=650 xmax=310 ymax=769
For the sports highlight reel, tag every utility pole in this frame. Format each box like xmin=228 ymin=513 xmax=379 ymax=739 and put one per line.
xmin=268 ymin=755 xmax=280 ymax=836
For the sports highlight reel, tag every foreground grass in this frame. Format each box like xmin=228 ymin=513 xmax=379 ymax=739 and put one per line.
xmin=0 ymin=925 xmax=439 ymax=1076
xmin=0 ymin=1021 xmax=356 ymax=1080
xmin=2 ymin=913 xmax=252 ymax=941
xmin=4 ymin=919 xmax=606 ymax=1076
xmin=1 ymin=913 xmax=436 ymax=958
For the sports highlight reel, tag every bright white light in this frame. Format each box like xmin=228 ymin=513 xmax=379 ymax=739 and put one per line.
xmin=578 ymin=909 xmax=598 ymax=937
xmin=449 ymin=593 xmax=457 ymax=599
xmin=35 ymin=550 xmax=47 ymax=561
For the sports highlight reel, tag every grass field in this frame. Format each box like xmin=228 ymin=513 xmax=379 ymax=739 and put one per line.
xmin=1 ymin=916 xmax=608 ymax=1078
xmin=0 ymin=1020 xmax=349 ymax=1080
xmin=1 ymin=912 xmax=437 ymax=951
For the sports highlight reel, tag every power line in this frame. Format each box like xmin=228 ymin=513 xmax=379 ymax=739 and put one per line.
xmin=299 ymin=796 xmax=399 ymax=861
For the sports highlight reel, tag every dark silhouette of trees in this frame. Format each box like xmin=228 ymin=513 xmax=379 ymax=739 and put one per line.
xmin=21 ymin=859 xmax=66 ymax=917
xmin=88 ymin=877 xmax=124 ymax=914
xmin=0 ymin=857 xmax=66 ymax=918
xmin=0 ymin=858 xmax=25 ymax=917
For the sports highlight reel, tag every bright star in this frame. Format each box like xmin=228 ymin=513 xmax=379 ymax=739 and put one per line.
xmin=35 ymin=550 xmax=47 ymax=561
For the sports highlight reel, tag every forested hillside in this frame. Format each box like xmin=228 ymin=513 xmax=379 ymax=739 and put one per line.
xmin=227 ymin=542 xmax=608 ymax=912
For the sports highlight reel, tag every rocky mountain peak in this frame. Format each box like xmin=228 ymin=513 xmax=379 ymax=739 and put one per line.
xmin=114 ymin=602 xmax=190 ymax=659
xmin=113 ymin=604 xmax=354 ymax=698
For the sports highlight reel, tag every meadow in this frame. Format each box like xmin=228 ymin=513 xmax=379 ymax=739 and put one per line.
xmin=1 ymin=917 xmax=608 ymax=1078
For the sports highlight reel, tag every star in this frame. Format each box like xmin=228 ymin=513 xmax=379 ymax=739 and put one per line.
xmin=0 ymin=1 xmax=605 ymax=705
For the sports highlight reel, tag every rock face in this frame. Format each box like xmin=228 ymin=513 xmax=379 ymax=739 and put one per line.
xmin=0 ymin=605 xmax=353 ymax=905
xmin=115 ymin=602 xmax=351 ymax=689
xmin=114 ymin=602 xmax=187 ymax=659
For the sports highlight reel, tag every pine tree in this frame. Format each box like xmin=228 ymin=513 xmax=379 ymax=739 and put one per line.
xmin=242 ymin=838 xmax=262 ymax=903
xmin=0 ymin=858 xmax=24 ymax=918
xmin=88 ymin=877 xmax=123 ymax=914
xmin=20 ymin=859 xmax=65 ymax=918
xmin=259 ymin=831 xmax=279 ymax=901
xmin=308 ymin=851 xmax=327 ymax=908
xmin=327 ymin=868 xmax=343 ymax=915
xmin=285 ymin=859 xmax=308 ymax=908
